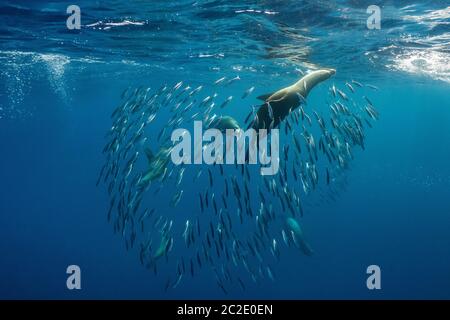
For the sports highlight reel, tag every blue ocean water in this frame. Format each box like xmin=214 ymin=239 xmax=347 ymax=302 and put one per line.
xmin=0 ymin=0 xmax=449 ymax=299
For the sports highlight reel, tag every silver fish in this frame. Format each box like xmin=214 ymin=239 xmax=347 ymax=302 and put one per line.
xmin=242 ymin=86 xmax=255 ymax=99
xmin=220 ymin=96 xmax=233 ymax=109
xmin=214 ymin=76 xmax=226 ymax=85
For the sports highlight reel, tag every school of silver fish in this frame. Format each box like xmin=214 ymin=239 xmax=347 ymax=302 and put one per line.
xmin=97 ymin=73 xmax=380 ymax=294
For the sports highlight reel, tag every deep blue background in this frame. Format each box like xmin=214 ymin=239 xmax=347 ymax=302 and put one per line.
xmin=0 ymin=0 xmax=449 ymax=299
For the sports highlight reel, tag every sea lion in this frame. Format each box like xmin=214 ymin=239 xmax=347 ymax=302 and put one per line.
xmin=252 ymin=69 xmax=336 ymax=130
